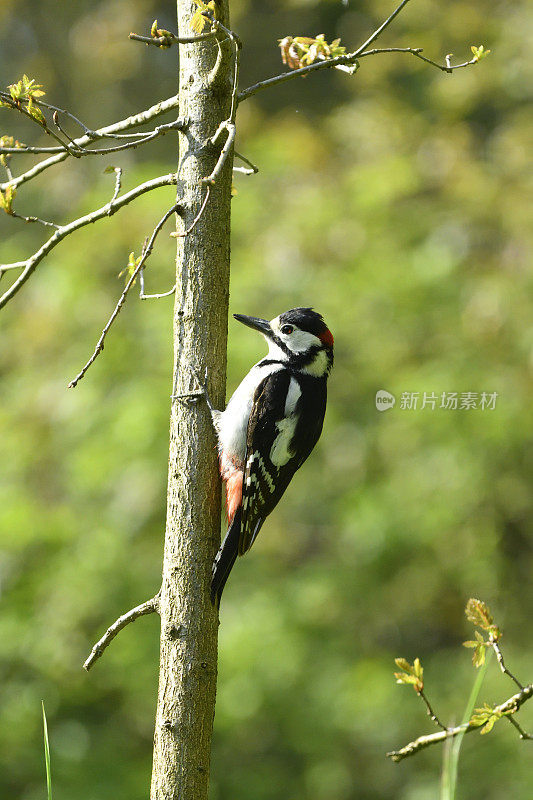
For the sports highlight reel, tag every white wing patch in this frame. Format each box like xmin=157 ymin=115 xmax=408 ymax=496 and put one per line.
xmin=270 ymin=377 xmax=301 ymax=467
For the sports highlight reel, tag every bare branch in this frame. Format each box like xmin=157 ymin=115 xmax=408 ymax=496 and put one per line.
xmin=233 ymin=151 xmax=259 ymax=175
xmin=506 ymin=715 xmax=533 ymax=741
xmin=67 ymin=202 xmax=179 ymax=388
xmin=418 ymin=688 xmax=448 ymax=731
xmin=237 ymin=0 xmax=483 ymax=103
xmin=201 ymin=24 xmax=239 ymax=186
xmin=139 ymin=267 xmax=175 ymax=300
xmin=357 ymin=46 xmax=477 ymax=73
xmin=387 ymin=684 xmax=533 ymax=762
xmin=352 ymin=0 xmax=412 ymax=58
xmin=202 ymin=122 xmax=236 ymax=185
xmin=1 ymin=95 xmax=182 ymax=192
xmin=490 ymin=634 xmax=524 ymax=690
xmin=83 ymin=592 xmax=160 ymax=671
xmin=0 ymin=173 xmax=178 ymax=308
xmin=129 ymin=28 xmax=217 ymax=47
xmin=106 ymin=167 xmax=123 ymax=209
xmin=9 ymin=211 xmax=59 ymax=228
xmin=170 ymin=186 xmax=210 ymax=238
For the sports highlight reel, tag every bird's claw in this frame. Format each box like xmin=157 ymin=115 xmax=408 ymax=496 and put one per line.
xmin=191 ymin=366 xmax=215 ymax=414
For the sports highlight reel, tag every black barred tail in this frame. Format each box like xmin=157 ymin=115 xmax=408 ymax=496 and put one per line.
xmin=211 ymin=507 xmax=242 ymax=607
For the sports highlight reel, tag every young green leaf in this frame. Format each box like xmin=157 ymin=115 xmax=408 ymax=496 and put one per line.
xmin=471 ymin=45 xmax=491 ymax=62
xmin=118 ymin=252 xmax=142 ymax=285
xmin=0 ymin=185 xmax=16 ymax=214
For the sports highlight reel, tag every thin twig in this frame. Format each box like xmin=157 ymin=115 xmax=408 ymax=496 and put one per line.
xmin=387 ymin=684 xmax=533 ymax=762
xmin=107 ymin=167 xmax=123 ymax=211
xmin=139 ymin=266 xmax=175 ymax=300
xmin=10 ymin=211 xmax=59 ymax=228
xmin=506 ymin=715 xmax=533 ymax=740
xmin=83 ymin=592 xmax=160 ymax=671
xmin=201 ymin=22 xmax=240 ymax=185
xmin=237 ymin=0 xmax=481 ymax=103
xmin=129 ymin=27 xmax=217 ymax=47
xmin=170 ymin=186 xmax=210 ymax=238
xmin=202 ymin=122 xmax=236 ymax=185
xmin=233 ymin=151 xmax=259 ymax=175
xmin=490 ymin=635 xmax=524 ymax=690
xmin=52 ymin=111 xmax=84 ymax=156
xmin=0 ymin=118 xmax=186 ymax=158
xmin=67 ymin=203 xmax=179 ymax=388
xmin=1 ymin=95 xmax=182 ymax=192
xmin=352 ymin=0 xmax=412 ymax=58
xmin=0 ymin=173 xmax=178 ymax=307
xmin=419 ymin=689 xmax=448 ymax=731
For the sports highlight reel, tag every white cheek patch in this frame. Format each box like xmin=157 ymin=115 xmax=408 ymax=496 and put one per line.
xmin=287 ymin=329 xmax=322 ymax=353
xmin=302 ymin=349 xmax=330 ymax=377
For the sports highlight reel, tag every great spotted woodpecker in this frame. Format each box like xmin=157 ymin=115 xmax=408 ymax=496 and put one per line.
xmin=207 ymin=307 xmax=334 ymax=606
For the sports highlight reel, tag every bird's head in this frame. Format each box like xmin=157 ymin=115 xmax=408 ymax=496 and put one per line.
xmin=234 ymin=307 xmax=334 ymax=377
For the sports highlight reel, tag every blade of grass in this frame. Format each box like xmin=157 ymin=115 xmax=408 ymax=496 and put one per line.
xmin=42 ymin=700 xmax=53 ymax=800
xmin=440 ymin=652 xmax=491 ymax=800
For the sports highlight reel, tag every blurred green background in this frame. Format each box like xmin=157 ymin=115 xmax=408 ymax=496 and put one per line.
xmin=1 ymin=1 xmax=532 ymax=798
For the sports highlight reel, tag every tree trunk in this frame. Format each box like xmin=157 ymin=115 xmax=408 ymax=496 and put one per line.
xmin=150 ymin=2 xmax=233 ymax=798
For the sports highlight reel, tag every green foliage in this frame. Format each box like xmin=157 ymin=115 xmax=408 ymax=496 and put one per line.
xmin=470 ymin=45 xmax=490 ymax=62
xmin=279 ymin=34 xmax=347 ymax=70
xmin=190 ymin=1 xmax=217 ymax=35
xmin=7 ymin=74 xmax=45 ymax=103
xmin=470 ymin=702 xmax=504 ymax=735
xmin=0 ymin=135 xmax=23 ymax=166
xmin=394 ymin=657 xmax=424 ymax=693
xmin=465 ymin=598 xmax=501 ymax=639
xmin=118 ymin=251 xmax=142 ymax=285
xmin=463 ymin=630 xmax=488 ymax=667
xmin=0 ymin=1 xmax=531 ymax=800
xmin=0 ymin=184 xmax=15 ymax=214
xmin=149 ymin=20 xmax=174 ymax=50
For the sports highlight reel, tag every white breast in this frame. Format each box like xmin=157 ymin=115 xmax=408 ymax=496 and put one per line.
xmin=215 ymin=362 xmax=282 ymax=472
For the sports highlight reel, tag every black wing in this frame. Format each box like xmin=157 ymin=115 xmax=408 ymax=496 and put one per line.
xmin=238 ymin=370 xmax=326 ymax=555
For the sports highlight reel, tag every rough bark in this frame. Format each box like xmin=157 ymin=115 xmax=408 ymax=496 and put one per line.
xmin=150 ymin=2 xmax=233 ymax=798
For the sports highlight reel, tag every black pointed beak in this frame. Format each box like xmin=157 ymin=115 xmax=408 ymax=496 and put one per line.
xmin=233 ymin=314 xmax=272 ymax=336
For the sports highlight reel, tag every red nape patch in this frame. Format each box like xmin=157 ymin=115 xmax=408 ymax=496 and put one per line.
xmin=225 ymin=471 xmax=243 ymax=523
xmin=319 ymin=328 xmax=334 ymax=347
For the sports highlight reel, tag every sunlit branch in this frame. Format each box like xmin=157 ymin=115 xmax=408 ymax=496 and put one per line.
xmin=357 ymin=46 xmax=478 ymax=72
xmin=10 ymin=210 xmax=59 ymax=228
xmin=0 ymin=173 xmax=178 ymax=308
xmin=0 ymin=95 xmax=182 ymax=192
xmin=387 ymin=684 xmax=533 ymax=762
xmin=83 ymin=592 xmax=160 ymax=671
xmin=67 ymin=202 xmax=180 ymax=388
xmin=490 ymin=634 xmax=524 ymax=691
xmin=352 ymin=0 xmax=412 ymax=58
xmin=233 ymin=151 xmax=259 ymax=175
xmin=139 ymin=266 xmax=176 ymax=300
xmin=170 ymin=186 xmax=211 ymax=239
xmin=202 ymin=122 xmax=236 ymax=185
xmin=237 ymin=0 xmax=483 ymax=103
xmin=129 ymin=27 xmax=217 ymax=47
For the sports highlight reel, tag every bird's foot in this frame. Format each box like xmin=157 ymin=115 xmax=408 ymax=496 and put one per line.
xmin=190 ymin=366 xmax=216 ymax=415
